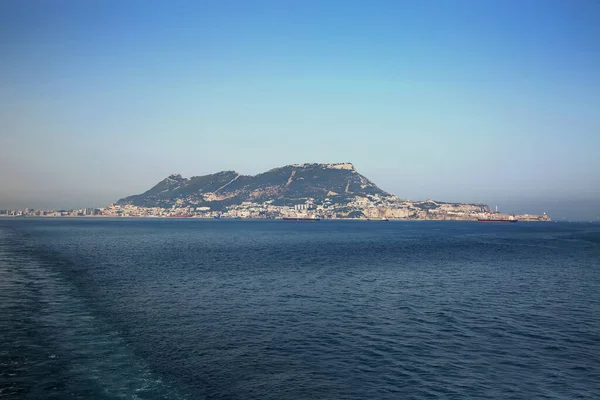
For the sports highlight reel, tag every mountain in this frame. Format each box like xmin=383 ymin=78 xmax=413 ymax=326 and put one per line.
xmin=117 ymin=163 xmax=392 ymax=210
xmin=111 ymin=162 xmax=551 ymax=221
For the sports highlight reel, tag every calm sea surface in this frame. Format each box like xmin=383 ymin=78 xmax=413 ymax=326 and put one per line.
xmin=1 ymin=219 xmax=599 ymax=399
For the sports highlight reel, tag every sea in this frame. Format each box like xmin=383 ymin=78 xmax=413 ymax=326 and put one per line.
xmin=1 ymin=218 xmax=599 ymax=399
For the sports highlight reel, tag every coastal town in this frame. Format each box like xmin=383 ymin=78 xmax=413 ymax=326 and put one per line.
xmin=0 ymin=196 xmax=550 ymax=222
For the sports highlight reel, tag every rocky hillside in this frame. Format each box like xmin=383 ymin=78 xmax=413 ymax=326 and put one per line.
xmin=117 ymin=163 xmax=392 ymax=210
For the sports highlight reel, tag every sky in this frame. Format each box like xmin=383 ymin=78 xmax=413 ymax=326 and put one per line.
xmin=1 ymin=0 xmax=599 ymax=220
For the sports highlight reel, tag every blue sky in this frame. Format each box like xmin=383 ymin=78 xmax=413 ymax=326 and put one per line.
xmin=1 ymin=0 xmax=599 ymax=219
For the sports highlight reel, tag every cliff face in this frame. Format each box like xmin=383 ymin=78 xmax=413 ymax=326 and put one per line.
xmin=117 ymin=163 xmax=391 ymax=210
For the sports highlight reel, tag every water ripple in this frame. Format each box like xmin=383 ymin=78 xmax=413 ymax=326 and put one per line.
xmin=1 ymin=220 xmax=599 ymax=399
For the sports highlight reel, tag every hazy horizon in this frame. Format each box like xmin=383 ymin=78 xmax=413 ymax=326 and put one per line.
xmin=2 ymin=1 xmax=599 ymax=220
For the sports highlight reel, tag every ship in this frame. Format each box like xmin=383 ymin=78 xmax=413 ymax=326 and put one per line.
xmin=477 ymin=218 xmax=518 ymax=223
xmin=282 ymin=216 xmax=320 ymax=221
xmin=367 ymin=218 xmax=389 ymax=221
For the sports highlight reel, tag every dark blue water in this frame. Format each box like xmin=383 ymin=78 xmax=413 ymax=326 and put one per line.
xmin=1 ymin=219 xmax=599 ymax=399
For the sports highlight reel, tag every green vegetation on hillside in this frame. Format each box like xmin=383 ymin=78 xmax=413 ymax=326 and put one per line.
xmin=116 ymin=163 xmax=391 ymax=208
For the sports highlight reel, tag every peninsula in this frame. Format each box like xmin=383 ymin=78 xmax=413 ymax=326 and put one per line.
xmin=103 ymin=163 xmax=549 ymax=221
xmin=0 ymin=163 xmax=550 ymax=221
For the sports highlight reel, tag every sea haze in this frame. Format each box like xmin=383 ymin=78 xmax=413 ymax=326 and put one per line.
xmin=1 ymin=219 xmax=599 ymax=399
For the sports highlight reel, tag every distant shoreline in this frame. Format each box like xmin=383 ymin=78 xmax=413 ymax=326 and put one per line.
xmin=0 ymin=215 xmax=558 ymax=222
